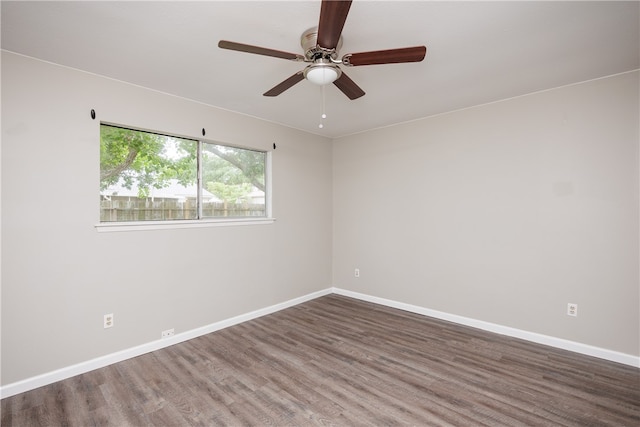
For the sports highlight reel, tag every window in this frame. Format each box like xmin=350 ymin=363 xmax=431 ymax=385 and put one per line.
xmin=99 ymin=124 xmax=267 ymax=223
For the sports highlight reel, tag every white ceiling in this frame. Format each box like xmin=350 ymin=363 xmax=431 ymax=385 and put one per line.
xmin=2 ymin=1 xmax=639 ymax=138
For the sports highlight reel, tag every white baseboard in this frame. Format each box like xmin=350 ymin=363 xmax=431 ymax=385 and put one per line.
xmin=2 ymin=286 xmax=637 ymax=399
xmin=0 ymin=288 xmax=333 ymax=399
xmin=332 ymin=287 xmax=640 ymax=368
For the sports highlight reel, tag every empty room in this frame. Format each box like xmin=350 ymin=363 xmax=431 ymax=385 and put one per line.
xmin=1 ymin=1 xmax=639 ymax=425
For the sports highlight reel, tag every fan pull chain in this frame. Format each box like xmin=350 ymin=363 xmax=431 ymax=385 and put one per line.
xmin=319 ymin=86 xmax=327 ymax=129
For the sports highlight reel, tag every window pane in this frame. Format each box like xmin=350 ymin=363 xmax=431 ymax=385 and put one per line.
xmin=100 ymin=125 xmax=198 ymax=222
xmin=201 ymin=143 xmax=266 ymax=218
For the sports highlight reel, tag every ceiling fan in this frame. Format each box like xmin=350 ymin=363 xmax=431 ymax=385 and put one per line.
xmin=218 ymin=0 xmax=426 ymax=100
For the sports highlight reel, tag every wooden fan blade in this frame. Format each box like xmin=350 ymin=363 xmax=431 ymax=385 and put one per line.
xmin=218 ymin=40 xmax=303 ymax=61
xmin=333 ymin=72 xmax=365 ymax=100
xmin=317 ymin=0 xmax=352 ymax=49
xmin=263 ymin=72 xmax=305 ymax=97
xmin=344 ymin=46 xmax=427 ymax=66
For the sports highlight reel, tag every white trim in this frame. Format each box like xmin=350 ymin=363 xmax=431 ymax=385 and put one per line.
xmin=2 ymin=286 xmax=637 ymax=398
xmin=331 ymin=287 xmax=640 ymax=369
xmin=95 ymin=217 xmax=275 ymax=233
xmin=265 ymin=151 xmax=273 ymax=218
xmin=0 ymin=288 xmax=332 ymax=399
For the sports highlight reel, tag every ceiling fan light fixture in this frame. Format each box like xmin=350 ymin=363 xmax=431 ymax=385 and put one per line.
xmin=218 ymin=1 xmax=426 ymax=100
xmin=304 ymin=63 xmax=341 ymax=85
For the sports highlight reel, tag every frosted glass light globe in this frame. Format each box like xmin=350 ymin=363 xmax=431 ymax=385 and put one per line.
xmin=305 ymin=66 xmax=339 ymax=85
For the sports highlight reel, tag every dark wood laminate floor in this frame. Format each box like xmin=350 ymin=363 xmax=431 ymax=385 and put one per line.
xmin=2 ymin=294 xmax=639 ymax=426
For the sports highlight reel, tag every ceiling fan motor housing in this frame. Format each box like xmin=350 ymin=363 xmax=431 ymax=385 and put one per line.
xmin=301 ymin=27 xmax=342 ymax=61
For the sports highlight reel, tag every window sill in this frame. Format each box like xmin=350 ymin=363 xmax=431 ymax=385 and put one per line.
xmin=95 ymin=218 xmax=275 ymax=233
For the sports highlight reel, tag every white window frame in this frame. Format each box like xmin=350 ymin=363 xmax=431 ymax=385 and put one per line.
xmin=95 ymin=125 xmax=274 ymax=233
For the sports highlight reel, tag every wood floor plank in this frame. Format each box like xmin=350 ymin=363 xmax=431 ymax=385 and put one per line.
xmin=2 ymin=294 xmax=639 ymax=426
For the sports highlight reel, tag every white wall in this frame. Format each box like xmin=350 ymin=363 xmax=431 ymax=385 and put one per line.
xmin=333 ymin=71 xmax=639 ymax=357
xmin=1 ymin=51 xmax=333 ymax=385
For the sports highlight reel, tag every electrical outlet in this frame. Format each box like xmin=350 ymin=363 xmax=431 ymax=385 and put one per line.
xmin=104 ymin=313 xmax=114 ymax=328
xmin=161 ymin=328 xmax=175 ymax=338
xmin=354 ymin=268 xmax=360 ymax=278
xmin=567 ymin=303 xmax=578 ymax=317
